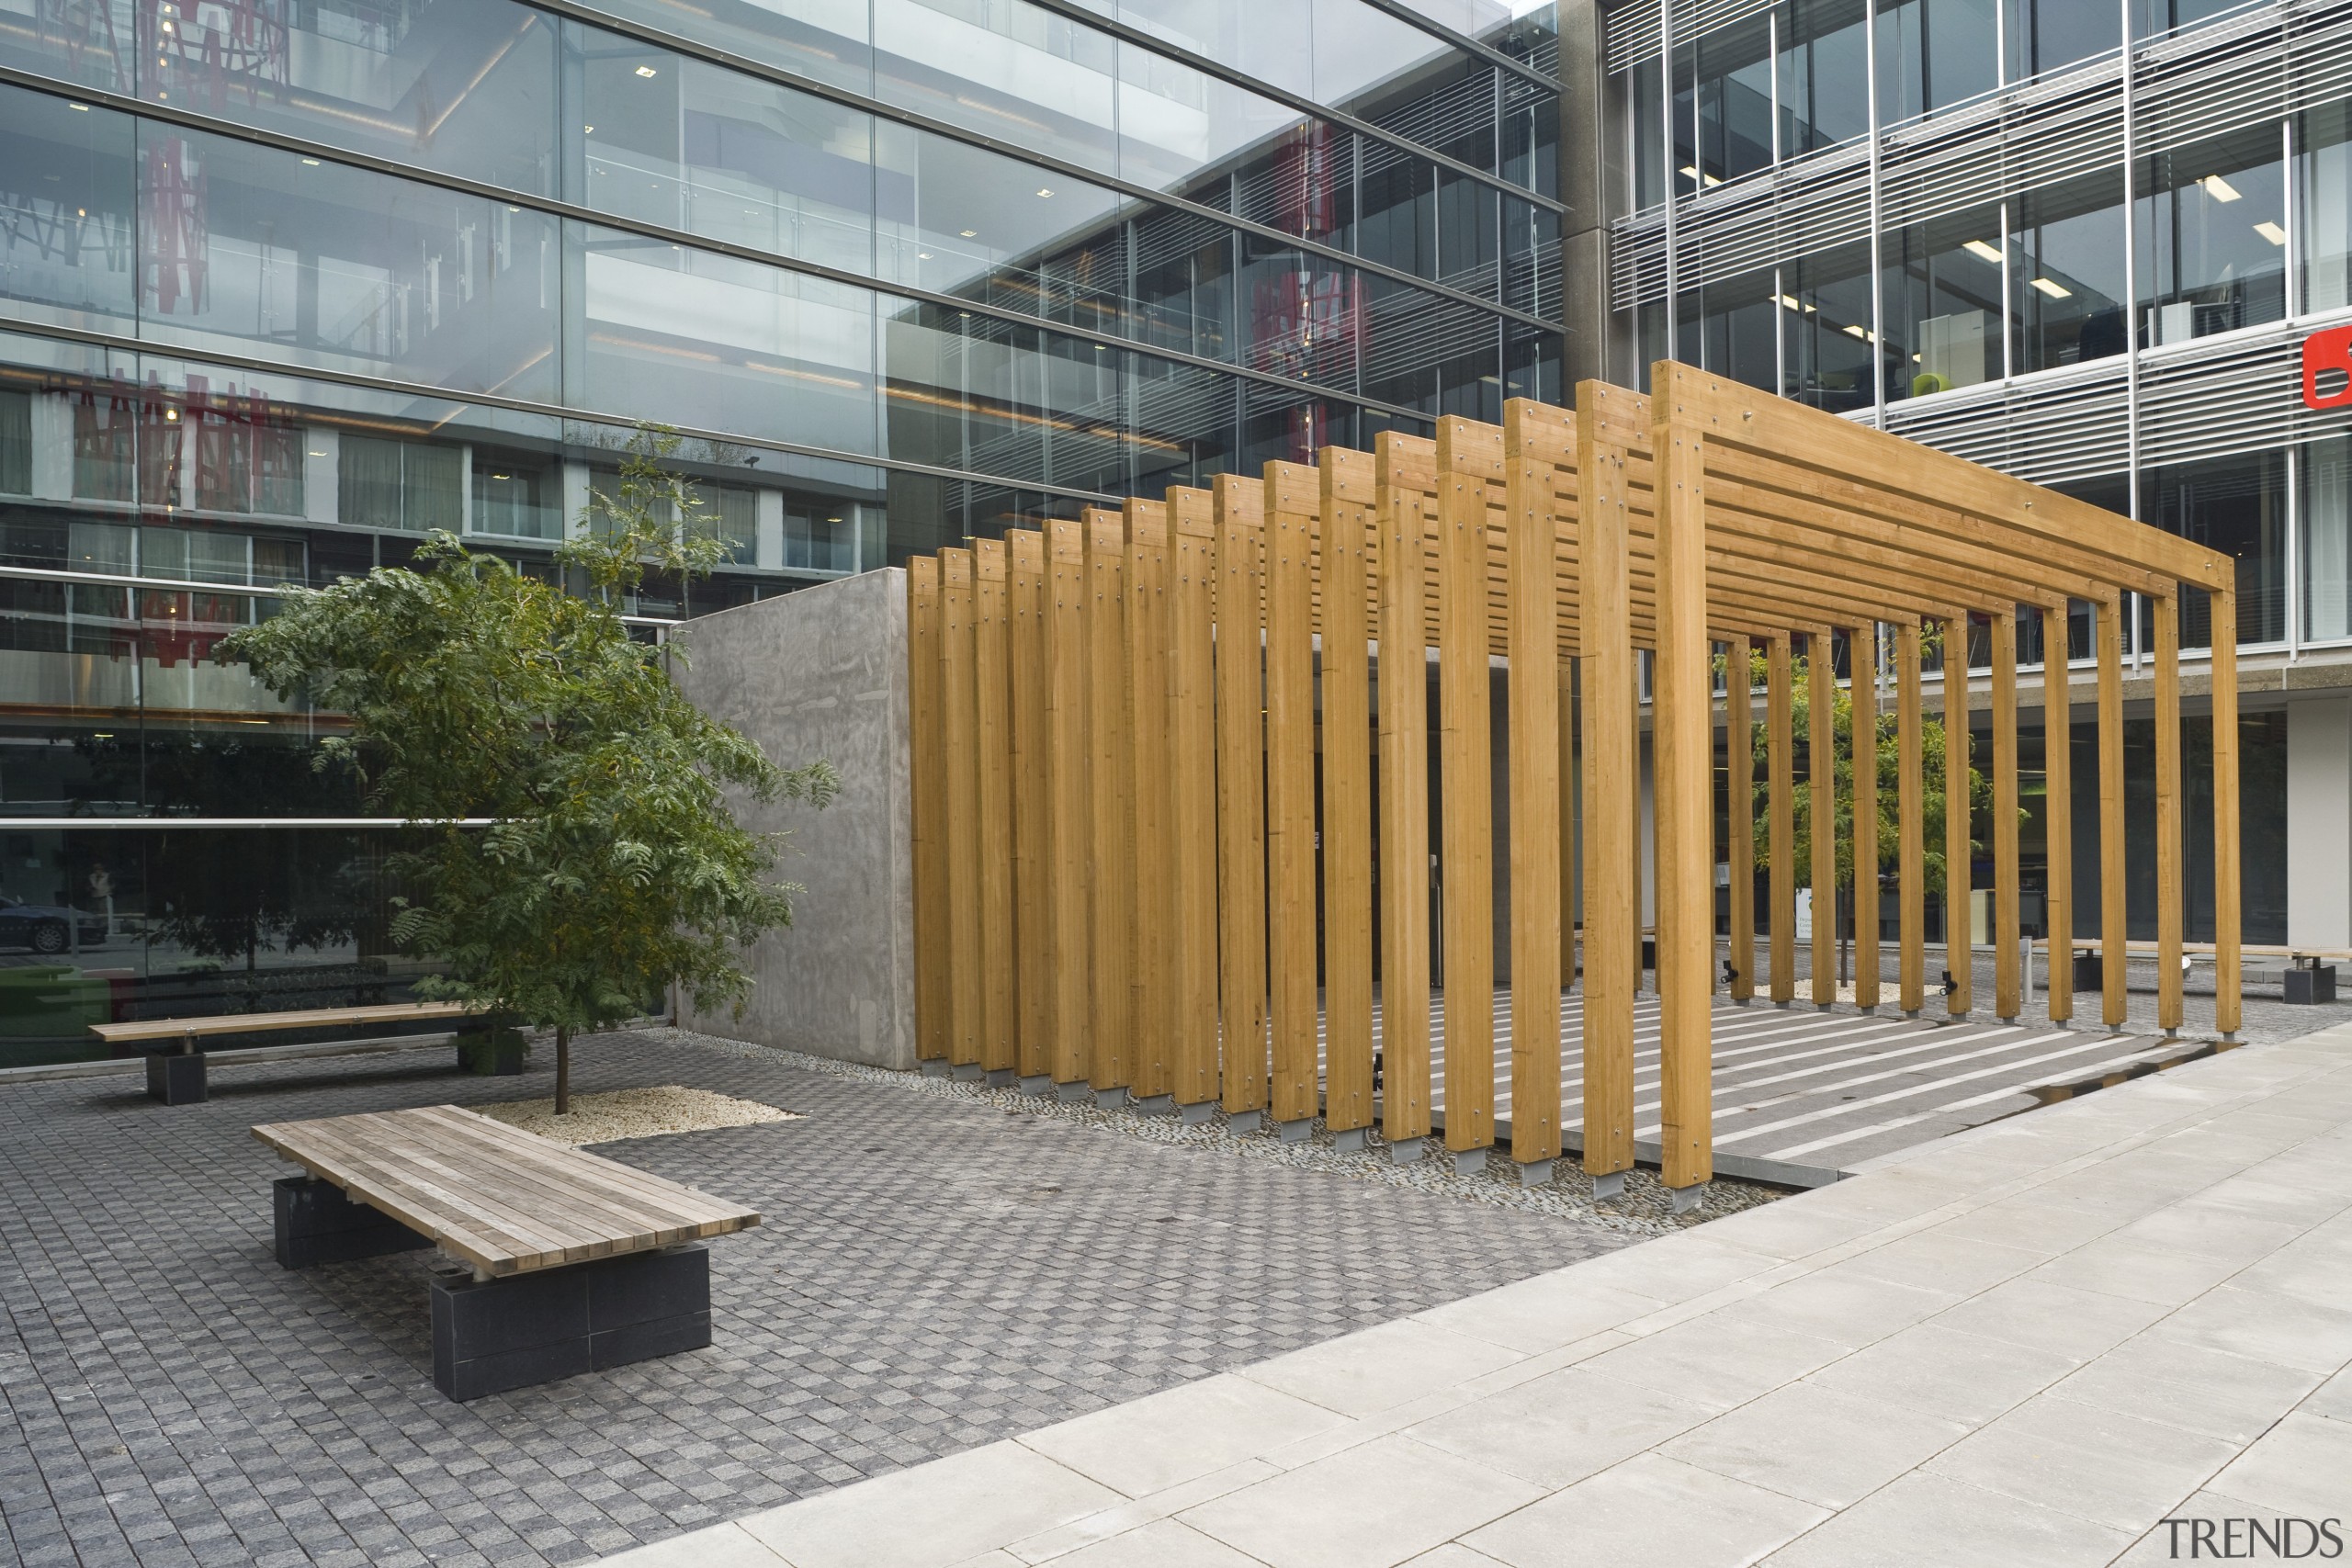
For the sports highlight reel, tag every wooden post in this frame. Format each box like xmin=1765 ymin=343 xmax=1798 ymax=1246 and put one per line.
xmin=1374 ymin=436 xmax=1432 ymax=1147
xmin=1319 ymin=449 xmax=1377 ymax=1139
xmin=907 ymin=558 xmax=949 ymax=1065
xmin=1212 ymin=476 xmax=1269 ymax=1116
xmin=1084 ymin=513 xmax=1134 ymax=1092
xmin=1767 ymin=633 xmax=1794 ymax=1005
xmin=1263 ymin=461 xmax=1321 ymax=1128
xmin=1575 ymin=390 xmax=1634 ymax=1180
xmin=1726 ymin=635 xmax=1755 ymax=1002
xmin=2211 ymin=588 xmax=2242 ymax=1037
xmin=1008 ymin=529 xmax=1052 ymax=1079
xmin=1560 ymin=657 xmax=1578 ymax=990
xmin=940 ymin=548 xmax=981 ymax=1069
xmin=1853 ymin=622 xmax=1880 ymax=1010
xmin=1808 ymin=627 xmax=1837 ymax=1009
xmin=1897 ymin=619 xmax=1924 ymax=1014
xmin=2042 ymin=603 xmax=2073 ymax=1025
xmin=1504 ymin=403 xmax=1561 ymax=1170
xmin=1044 ymin=520 xmax=1091 ymax=1084
xmin=1944 ymin=611 xmax=1973 ymax=1018
xmin=1168 ymin=490 xmax=1221 ymax=1106
xmin=1124 ymin=501 xmax=1173 ymax=1101
xmin=2098 ymin=595 xmax=2127 ymax=1031
xmin=2155 ymin=592 xmax=2183 ymax=1034
xmin=1651 ymin=371 xmax=1713 ymax=1192
xmin=1436 ymin=417 xmax=1498 ymax=1159
xmin=1993 ymin=605 xmax=2020 ymax=1021
xmin=973 ymin=538 xmax=1016 ymax=1075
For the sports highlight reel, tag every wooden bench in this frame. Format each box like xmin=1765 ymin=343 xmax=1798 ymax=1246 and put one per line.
xmin=93 ymin=1001 xmax=476 ymax=1104
xmin=253 ymin=1104 xmax=762 ymax=1401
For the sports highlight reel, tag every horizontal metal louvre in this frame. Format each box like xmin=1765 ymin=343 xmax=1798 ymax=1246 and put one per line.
xmin=2138 ymin=322 xmax=2352 ymax=468
xmin=1876 ymin=361 xmax=2132 ymax=487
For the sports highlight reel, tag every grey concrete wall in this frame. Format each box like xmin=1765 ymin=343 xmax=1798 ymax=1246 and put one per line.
xmin=2289 ymin=695 xmax=2352 ymax=951
xmin=668 ymin=569 xmax=914 ymax=1068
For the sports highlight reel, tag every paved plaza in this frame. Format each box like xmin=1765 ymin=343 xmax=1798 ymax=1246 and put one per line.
xmin=611 ymin=1022 xmax=2352 ymax=1568
xmin=0 ymin=1032 xmax=1633 ymax=1567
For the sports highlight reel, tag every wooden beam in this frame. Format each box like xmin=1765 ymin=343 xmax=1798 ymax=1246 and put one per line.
xmin=1767 ymin=633 xmax=1794 ymax=1006
xmin=941 ymin=548 xmax=982 ymax=1069
xmin=1374 ymin=435 xmax=1433 ymax=1146
xmin=1853 ymin=622 xmax=1881 ymax=1010
xmin=2098 ymin=595 xmax=2128 ymax=1031
xmin=1897 ymin=619 xmax=1924 ymax=1014
xmin=2211 ymin=588 xmax=2242 ymax=1038
xmin=1575 ymin=389 xmax=1635 ymax=1179
xmin=1504 ymin=402 xmax=1562 ymax=1169
xmin=2155 ymin=592 xmax=2184 ymax=1034
xmin=1992 ymin=605 xmax=2020 ymax=1021
xmin=1168 ymin=490 xmax=1221 ymax=1106
xmin=1124 ymin=501 xmax=1174 ymax=1101
xmin=2042 ymin=604 xmax=2073 ymax=1026
xmin=1212 ymin=475 xmax=1269 ymax=1116
xmin=1320 ymin=449 xmax=1377 ymax=1138
xmin=1044 ymin=520 xmax=1092 ymax=1084
xmin=1084 ymin=513 xmax=1135 ymax=1091
xmin=1651 ymin=371 xmax=1714 ymax=1190
xmin=1808 ymin=626 xmax=1837 ymax=1010
xmin=1726 ymin=635 xmax=1755 ymax=1003
xmin=1436 ymin=418 xmax=1498 ymax=1157
xmin=973 ymin=538 xmax=1017 ymax=1076
xmin=907 ymin=558 xmax=949 ymax=1066
xmin=1264 ymin=461 xmax=1322 ymax=1128
xmin=1008 ymin=529 xmax=1052 ymax=1079
xmin=1944 ymin=611 xmax=1973 ymax=1019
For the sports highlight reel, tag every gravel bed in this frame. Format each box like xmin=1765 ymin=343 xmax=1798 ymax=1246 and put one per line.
xmin=473 ymin=1082 xmax=800 ymax=1145
xmin=671 ymin=1028 xmax=1784 ymax=1235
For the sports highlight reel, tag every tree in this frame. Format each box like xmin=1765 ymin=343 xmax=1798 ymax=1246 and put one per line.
xmin=222 ymin=426 xmax=838 ymax=1111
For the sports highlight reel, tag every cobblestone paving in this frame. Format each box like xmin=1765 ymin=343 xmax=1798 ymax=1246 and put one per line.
xmin=0 ymin=1031 xmax=1634 ymax=1568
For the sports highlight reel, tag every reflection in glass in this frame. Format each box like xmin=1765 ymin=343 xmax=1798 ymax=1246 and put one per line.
xmin=2003 ymin=0 xmax=2119 ymax=81
xmin=2136 ymin=129 xmax=2286 ymax=347
xmin=876 ymin=0 xmax=1118 ymax=175
xmin=1884 ymin=205 xmax=2005 ymax=400
xmin=0 ymin=88 xmax=139 ymax=334
xmin=1779 ymin=0 xmax=1870 ymax=158
xmin=588 ymin=0 xmax=876 ymax=97
xmin=2010 ymin=174 xmax=2129 ymax=373
xmin=1875 ymin=0 xmax=1996 ymax=126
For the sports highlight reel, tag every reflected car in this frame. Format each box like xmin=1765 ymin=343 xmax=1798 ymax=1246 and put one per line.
xmin=0 ymin=895 xmax=109 ymax=954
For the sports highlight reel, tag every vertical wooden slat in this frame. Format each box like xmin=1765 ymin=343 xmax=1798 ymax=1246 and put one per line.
xmin=1726 ymin=636 xmax=1755 ymax=1002
xmin=1212 ymin=475 xmax=1269 ymax=1116
xmin=908 ymin=558 xmax=950 ymax=1065
xmin=1576 ymin=389 xmax=1635 ymax=1179
xmin=1168 ymin=489 xmax=1222 ymax=1106
xmin=1008 ymin=529 xmax=1052 ymax=1078
xmin=941 ymin=549 xmax=981 ymax=1069
xmin=1375 ymin=436 xmax=1433 ymax=1147
xmin=1807 ymin=627 xmax=1837 ymax=1009
xmin=1852 ymin=623 xmax=1880 ymax=1010
xmin=1436 ymin=418 xmax=1498 ymax=1158
xmin=1319 ymin=449 xmax=1377 ymax=1138
xmin=2041 ymin=603 xmax=2073 ymax=1025
xmin=1263 ymin=461 xmax=1322 ymax=1128
xmin=1559 ymin=657 xmax=1578 ymax=989
xmin=1651 ymin=372 xmax=1713 ymax=1192
xmin=1993 ymin=605 xmax=2021 ymax=1021
xmin=1897 ymin=619 xmax=1924 ymax=1014
xmin=2098 ymin=595 xmax=2128 ymax=1031
xmin=1044 ymin=520 xmax=1091 ymax=1084
xmin=2211 ymin=588 xmax=2242 ymax=1037
xmin=1767 ymin=633 xmax=1794 ymax=1005
xmin=1084 ymin=512 xmax=1135 ymax=1092
xmin=973 ymin=538 xmax=1016 ymax=1075
xmin=1944 ymin=610 xmax=1973 ymax=1018
xmin=1125 ymin=500 xmax=1174 ymax=1102
xmin=2155 ymin=592 xmax=2184 ymax=1034
xmin=1504 ymin=403 xmax=1561 ymax=1168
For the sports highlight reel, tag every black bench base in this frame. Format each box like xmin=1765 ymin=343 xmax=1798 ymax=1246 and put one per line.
xmin=2287 ymin=964 xmax=2337 ymax=1005
xmin=275 ymin=1176 xmax=433 ymax=1269
xmin=144 ymin=1048 xmax=206 ymax=1105
xmin=432 ymin=1246 xmax=710 ymax=1402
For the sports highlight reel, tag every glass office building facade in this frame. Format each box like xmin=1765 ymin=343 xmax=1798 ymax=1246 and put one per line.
xmin=1601 ymin=0 xmax=2352 ymax=949
xmin=0 ymin=0 xmax=1566 ymax=1060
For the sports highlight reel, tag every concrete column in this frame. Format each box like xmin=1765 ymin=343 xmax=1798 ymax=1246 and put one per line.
xmin=2288 ymin=695 xmax=2352 ymax=950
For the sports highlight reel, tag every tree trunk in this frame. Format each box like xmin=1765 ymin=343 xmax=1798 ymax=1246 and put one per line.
xmin=555 ymin=1025 xmax=571 ymax=1115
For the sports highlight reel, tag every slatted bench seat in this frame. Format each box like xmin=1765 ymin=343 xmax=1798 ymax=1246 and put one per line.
xmin=252 ymin=1104 xmax=762 ymax=1401
xmin=95 ymin=1001 xmax=477 ymax=1104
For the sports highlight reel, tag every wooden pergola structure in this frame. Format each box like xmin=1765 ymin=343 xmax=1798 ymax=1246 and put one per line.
xmin=903 ymin=364 xmax=2243 ymax=1193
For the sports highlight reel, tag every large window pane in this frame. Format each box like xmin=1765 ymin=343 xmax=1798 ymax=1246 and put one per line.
xmin=876 ymin=0 xmax=1118 ymax=175
xmin=1875 ymin=0 xmax=1996 ymax=126
xmin=1690 ymin=267 xmax=1780 ymax=394
xmin=587 ymin=0 xmax=875 ymax=96
xmin=2003 ymin=0 xmax=2119 ymax=81
xmin=1697 ymin=12 xmax=1775 ymax=183
xmin=1780 ymin=239 xmax=1875 ymax=412
xmin=1884 ymin=203 xmax=2005 ymax=400
xmin=875 ymin=126 xmax=1123 ymax=314
xmin=2143 ymin=451 xmax=2286 ymax=648
xmin=2136 ymin=126 xmax=2286 ymax=347
xmin=2301 ymin=102 xmax=2352 ymax=315
xmin=2308 ymin=437 xmax=2352 ymax=645
xmin=0 ymin=87 xmax=138 ymax=334
xmin=2010 ymin=172 xmax=2128 ymax=373
xmin=1779 ymin=0 xmax=1871 ymax=158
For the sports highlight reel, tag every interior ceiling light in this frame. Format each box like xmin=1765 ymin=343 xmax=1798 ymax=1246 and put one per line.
xmin=2202 ymin=174 xmax=2242 ymax=201
xmin=1035 ymin=187 xmax=1054 ymax=197
xmin=959 ymin=229 xmax=978 ymax=237
xmin=2255 ymin=220 xmax=2288 ymax=245
xmin=636 ymin=64 xmax=658 ymax=77
xmin=1963 ymin=239 xmax=2004 ymax=263
xmin=1840 ymin=322 xmax=1872 ymax=341
xmin=2030 ymin=276 xmax=2072 ymax=298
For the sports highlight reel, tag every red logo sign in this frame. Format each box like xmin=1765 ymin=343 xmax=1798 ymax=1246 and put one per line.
xmin=2306 ymin=324 xmax=2352 ymax=411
